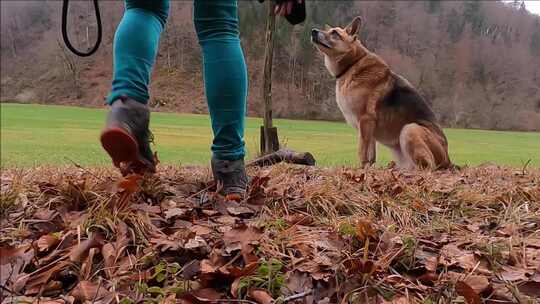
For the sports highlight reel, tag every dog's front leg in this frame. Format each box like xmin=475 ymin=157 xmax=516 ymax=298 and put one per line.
xmin=358 ymin=114 xmax=377 ymax=167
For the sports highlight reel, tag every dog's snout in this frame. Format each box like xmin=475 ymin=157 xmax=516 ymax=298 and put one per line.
xmin=311 ymin=29 xmax=319 ymax=40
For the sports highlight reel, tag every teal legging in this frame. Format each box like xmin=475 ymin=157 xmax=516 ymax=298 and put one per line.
xmin=107 ymin=0 xmax=247 ymax=161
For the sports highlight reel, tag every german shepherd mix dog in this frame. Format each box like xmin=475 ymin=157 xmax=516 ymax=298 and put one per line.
xmin=311 ymin=17 xmax=451 ymax=170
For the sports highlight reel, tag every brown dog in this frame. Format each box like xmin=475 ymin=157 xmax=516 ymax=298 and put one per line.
xmin=311 ymin=17 xmax=451 ymax=170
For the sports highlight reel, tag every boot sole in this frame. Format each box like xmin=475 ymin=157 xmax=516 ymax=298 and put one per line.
xmin=100 ymin=127 xmax=154 ymax=174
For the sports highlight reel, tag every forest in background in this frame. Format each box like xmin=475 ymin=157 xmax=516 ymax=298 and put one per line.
xmin=1 ymin=0 xmax=540 ymax=131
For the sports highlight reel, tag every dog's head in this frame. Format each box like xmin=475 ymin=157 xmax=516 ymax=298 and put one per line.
xmin=311 ymin=16 xmax=362 ymax=60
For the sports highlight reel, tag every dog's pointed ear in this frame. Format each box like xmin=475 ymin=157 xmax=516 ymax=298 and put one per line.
xmin=345 ymin=16 xmax=362 ymax=36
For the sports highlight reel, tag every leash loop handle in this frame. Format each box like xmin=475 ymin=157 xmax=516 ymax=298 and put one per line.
xmin=61 ymin=0 xmax=102 ymax=57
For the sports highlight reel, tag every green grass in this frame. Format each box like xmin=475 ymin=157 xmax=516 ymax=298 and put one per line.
xmin=1 ymin=103 xmax=539 ymax=168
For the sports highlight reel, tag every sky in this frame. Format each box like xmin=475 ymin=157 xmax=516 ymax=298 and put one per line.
xmin=524 ymin=1 xmax=540 ymax=15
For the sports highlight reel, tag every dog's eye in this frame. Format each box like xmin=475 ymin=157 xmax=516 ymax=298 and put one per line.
xmin=331 ymin=30 xmax=340 ymax=39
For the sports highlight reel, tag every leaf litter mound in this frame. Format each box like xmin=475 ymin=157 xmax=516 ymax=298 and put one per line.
xmin=1 ymin=164 xmax=539 ymax=304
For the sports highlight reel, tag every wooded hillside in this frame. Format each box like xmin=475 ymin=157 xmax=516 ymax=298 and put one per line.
xmin=1 ymin=0 xmax=539 ymax=131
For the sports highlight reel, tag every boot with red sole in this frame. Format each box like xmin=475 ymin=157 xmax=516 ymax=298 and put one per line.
xmin=100 ymin=97 xmax=156 ymax=176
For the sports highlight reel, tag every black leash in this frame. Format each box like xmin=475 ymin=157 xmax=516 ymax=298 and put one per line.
xmin=61 ymin=0 xmax=102 ymax=57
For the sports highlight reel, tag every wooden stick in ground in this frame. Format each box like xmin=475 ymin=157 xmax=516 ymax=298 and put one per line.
xmin=261 ymin=0 xmax=279 ymax=155
xmin=247 ymin=149 xmax=316 ymax=167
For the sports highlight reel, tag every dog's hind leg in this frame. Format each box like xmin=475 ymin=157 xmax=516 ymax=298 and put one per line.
xmin=399 ymin=123 xmax=436 ymax=170
xmin=390 ymin=146 xmax=412 ymax=169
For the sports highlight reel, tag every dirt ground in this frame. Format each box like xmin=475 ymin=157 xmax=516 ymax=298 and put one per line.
xmin=1 ymin=164 xmax=539 ymax=303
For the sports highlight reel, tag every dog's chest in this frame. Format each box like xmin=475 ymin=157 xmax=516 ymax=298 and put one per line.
xmin=336 ymin=84 xmax=361 ymax=129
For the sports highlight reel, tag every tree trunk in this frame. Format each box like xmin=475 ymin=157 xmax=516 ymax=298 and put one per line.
xmin=86 ymin=1 xmax=91 ymax=50
xmin=9 ymin=22 xmax=17 ymax=58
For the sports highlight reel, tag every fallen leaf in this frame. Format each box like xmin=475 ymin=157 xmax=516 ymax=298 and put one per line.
xmin=221 ymin=261 xmax=259 ymax=278
xmin=498 ymin=265 xmax=531 ymax=282
xmin=25 ymin=278 xmax=63 ymax=295
xmin=343 ymin=259 xmax=375 ymax=275
xmin=116 ymin=174 xmax=141 ymax=193
xmin=440 ymin=244 xmax=477 ymax=270
xmin=214 ymin=215 xmax=238 ymax=225
xmin=295 ymin=259 xmax=333 ymax=281
xmin=131 ymin=203 xmax=161 ymax=214
xmin=417 ymin=272 xmax=439 ymax=284
xmin=101 ymin=243 xmax=116 ymax=278
xmin=190 ymin=225 xmax=213 ymax=236
xmin=378 ymin=296 xmax=409 ymax=304
xmin=517 ymin=281 xmax=540 ymax=298
xmin=20 ymin=260 xmax=69 ymax=294
xmin=200 ymin=259 xmax=219 ymax=275
xmin=530 ymin=271 xmax=540 ymax=282
xmin=465 ymin=276 xmax=490 ymax=294
xmin=150 ymin=236 xmax=184 ymax=252
xmin=191 ymin=288 xmax=222 ymax=302
xmin=466 ymin=223 xmax=481 ymax=233
xmin=0 ymin=245 xmax=31 ymax=265
xmin=182 ymin=260 xmax=201 ymax=280
xmin=161 ymin=294 xmax=176 ymax=304
xmin=224 ymin=226 xmax=262 ymax=264
xmin=446 ymin=272 xmax=490 ymax=294
xmin=490 ymin=283 xmax=514 ymax=302
xmin=428 ymin=206 xmax=444 ymax=213
xmin=227 ymin=205 xmax=254 ymax=216
xmin=202 ymin=209 xmax=219 ymax=216
xmin=496 ymin=223 xmax=517 ymax=236
xmin=37 ymin=234 xmax=60 ymax=252
xmin=164 ymin=208 xmax=189 ymax=220
xmin=63 ymin=211 xmax=88 ymax=229
xmin=173 ymin=219 xmax=193 ymax=229
xmin=524 ymin=247 xmax=540 ymax=269
xmin=81 ymin=247 xmax=98 ymax=280
xmin=432 ymin=175 xmax=462 ymax=193
xmin=0 ymin=245 xmax=34 ymax=287
xmin=31 ymin=300 xmax=65 ymax=304
xmin=115 ymin=253 xmax=136 ymax=276
xmin=284 ymin=271 xmax=313 ymax=296
xmin=248 ymin=288 xmax=274 ymax=304
xmin=184 ymin=236 xmax=209 ymax=252
xmin=415 ymin=249 xmax=438 ymax=272
xmin=71 ymin=280 xmax=109 ymax=301
xmin=33 ymin=209 xmax=56 ymax=221
xmin=231 ymin=277 xmax=242 ymax=298
xmin=455 ymin=281 xmax=481 ymax=304
xmin=284 ymin=214 xmax=312 ymax=226
xmin=69 ymin=234 xmax=103 ymax=263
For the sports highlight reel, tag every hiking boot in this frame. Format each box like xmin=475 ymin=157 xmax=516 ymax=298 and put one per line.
xmin=211 ymin=158 xmax=248 ymax=197
xmin=100 ymin=97 xmax=156 ymax=175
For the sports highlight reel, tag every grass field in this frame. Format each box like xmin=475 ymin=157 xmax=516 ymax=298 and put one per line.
xmin=1 ymin=103 xmax=539 ymax=168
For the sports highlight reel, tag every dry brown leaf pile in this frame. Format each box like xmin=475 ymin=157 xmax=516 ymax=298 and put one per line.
xmin=1 ymin=164 xmax=539 ymax=304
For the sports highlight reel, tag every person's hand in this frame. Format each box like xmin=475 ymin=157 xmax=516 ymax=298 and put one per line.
xmin=274 ymin=0 xmax=303 ymax=16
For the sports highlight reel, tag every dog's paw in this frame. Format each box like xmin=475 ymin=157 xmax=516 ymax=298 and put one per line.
xmin=361 ymin=161 xmax=375 ymax=169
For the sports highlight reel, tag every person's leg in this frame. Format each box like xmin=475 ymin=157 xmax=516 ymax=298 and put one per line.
xmin=107 ymin=0 xmax=169 ymax=104
xmin=194 ymin=0 xmax=249 ymax=196
xmin=194 ymin=0 xmax=248 ymax=162
xmin=101 ymin=0 xmax=169 ymax=175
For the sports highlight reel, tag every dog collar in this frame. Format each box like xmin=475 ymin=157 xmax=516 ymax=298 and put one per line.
xmin=335 ymin=69 xmax=348 ymax=79
xmin=334 ymin=56 xmax=365 ymax=80
xmin=334 ymin=57 xmax=361 ymax=79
